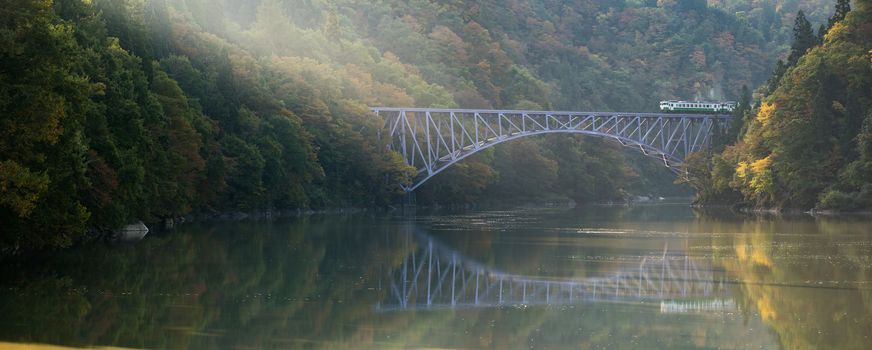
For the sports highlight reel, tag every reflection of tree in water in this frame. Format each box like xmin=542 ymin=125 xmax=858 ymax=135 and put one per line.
xmin=706 ymin=216 xmax=872 ymax=350
xmin=1 ymin=211 xmax=870 ymax=349
xmin=0 ymin=216 xmax=406 ymax=348
xmin=0 ymin=212 xmax=759 ymax=349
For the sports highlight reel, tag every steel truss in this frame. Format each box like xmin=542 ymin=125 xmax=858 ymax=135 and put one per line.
xmin=376 ymin=231 xmax=729 ymax=312
xmin=373 ymin=108 xmax=731 ymax=191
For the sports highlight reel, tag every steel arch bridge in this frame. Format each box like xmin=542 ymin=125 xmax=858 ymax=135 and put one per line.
xmin=376 ymin=230 xmax=732 ymax=312
xmin=373 ymin=108 xmax=731 ymax=192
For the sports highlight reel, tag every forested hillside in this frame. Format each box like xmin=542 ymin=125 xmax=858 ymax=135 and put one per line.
xmin=0 ymin=0 xmax=835 ymax=252
xmin=687 ymin=0 xmax=872 ymax=210
xmin=193 ymin=0 xmax=789 ymax=205
xmin=711 ymin=0 xmax=835 ymax=44
xmin=1 ymin=0 xmax=419 ymax=252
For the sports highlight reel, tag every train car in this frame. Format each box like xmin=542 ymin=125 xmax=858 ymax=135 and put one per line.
xmin=659 ymin=100 xmax=736 ymax=113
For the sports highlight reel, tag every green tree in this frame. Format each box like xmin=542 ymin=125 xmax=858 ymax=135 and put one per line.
xmin=0 ymin=0 xmax=93 ymax=251
xmin=817 ymin=23 xmax=827 ymax=43
xmin=788 ymin=11 xmax=816 ymax=66
xmin=767 ymin=59 xmax=788 ymax=93
xmin=698 ymin=0 xmax=872 ymax=209
xmin=727 ymin=85 xmax=752 ymax=144
xmin=828 ymin=0 xmax=852 ymax=30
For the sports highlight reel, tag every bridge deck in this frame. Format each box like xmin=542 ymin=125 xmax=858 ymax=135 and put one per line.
xmin=372 ymin=107 xmax=731 ymax=119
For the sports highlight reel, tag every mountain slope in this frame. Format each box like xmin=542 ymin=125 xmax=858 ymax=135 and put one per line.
xmin=0 ymin=0 xmax=836 ymax=251
xmin=694 ymin=0 xmax=872 ymax=209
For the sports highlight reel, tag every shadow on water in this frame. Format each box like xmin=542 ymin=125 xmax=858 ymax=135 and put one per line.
xmin=0 ymin=206 xmax=871 ymax=348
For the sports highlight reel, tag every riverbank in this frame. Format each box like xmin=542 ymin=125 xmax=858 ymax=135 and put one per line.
xmin=692 ymin=202 xmax=872 ymax=217
xmin=98 ymin=196 xmax=701 ymax=240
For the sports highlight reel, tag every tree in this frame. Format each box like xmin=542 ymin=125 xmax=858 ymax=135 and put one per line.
xmin=787 ymin=11 xmax=816 ymax=66
xmin=767 ymin=59 xmax=787 ymax=93
xmin=323 ymin=6 xmax=341 ymax=41
xmin=817 ymin=24 xmax=827 ymax=44
xmin=0 ymin=0 xmax=93 ymax=251
xmin=828 ymin=0 xmax=852 ymax=30
xmin=726 ymin=85 xmax=752 ymax=143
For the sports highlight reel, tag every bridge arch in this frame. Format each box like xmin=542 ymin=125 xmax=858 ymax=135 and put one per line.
xmin=376 ymin=227 xmax=730 ymax=312
xmin=374 ymin=108 xmax=730 ymax=192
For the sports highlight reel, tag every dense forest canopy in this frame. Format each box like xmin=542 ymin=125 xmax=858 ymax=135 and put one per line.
xmin=687 ymin=0 xmax=872 ymax=211
xmin=0 ymin=0 xmax=856 ymax=252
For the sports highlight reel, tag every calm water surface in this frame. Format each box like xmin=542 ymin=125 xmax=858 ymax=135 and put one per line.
xmin=2 ymin=205 xmax=872 ymax=349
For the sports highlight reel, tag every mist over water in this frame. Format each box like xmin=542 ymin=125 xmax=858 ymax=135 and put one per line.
xmin=2 ymin=205 xmax=872 ymax=349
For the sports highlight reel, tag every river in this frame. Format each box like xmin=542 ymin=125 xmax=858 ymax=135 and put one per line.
xmin=1 ymin=204 xmax=871 ymax=349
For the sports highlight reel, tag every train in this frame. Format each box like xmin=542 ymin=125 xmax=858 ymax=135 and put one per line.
xmin=659 ymin=100 xmax=736 ymax=113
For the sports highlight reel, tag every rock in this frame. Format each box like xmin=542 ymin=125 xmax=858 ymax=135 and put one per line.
xmin=115 ymin=221 xmax=149 ymax=241
xmin=162 ymin=217 xmax=186 ymax=230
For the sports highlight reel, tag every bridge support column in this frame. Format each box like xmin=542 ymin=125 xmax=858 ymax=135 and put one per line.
xmin=402 ymin=192 xmax=416 ymax=214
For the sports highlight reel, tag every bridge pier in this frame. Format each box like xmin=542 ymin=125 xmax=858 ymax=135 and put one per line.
xmin=401 ymin=192 xmax=416 ymax=214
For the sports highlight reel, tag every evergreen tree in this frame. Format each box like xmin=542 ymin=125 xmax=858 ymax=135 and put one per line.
xmin=729 ymin=85 xmax=752 ymax=142
xmin=828 ymin=0 xmax=852 ymax=30
xmin=788 ymin=10 xmax=816 ymax=66
xmin=817 ymin=23 xmax=827 ymax=43
xmin=145 ymin=0 xmax=173 ymax=59
xmin=767 ymin=59 xmax=787 ymax=93
xmin=323 ymin=6 xmax=341 ymax=41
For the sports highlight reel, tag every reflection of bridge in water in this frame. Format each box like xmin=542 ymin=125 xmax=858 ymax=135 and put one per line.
xmin=377 ymin=230 xmax=731 ymax=312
